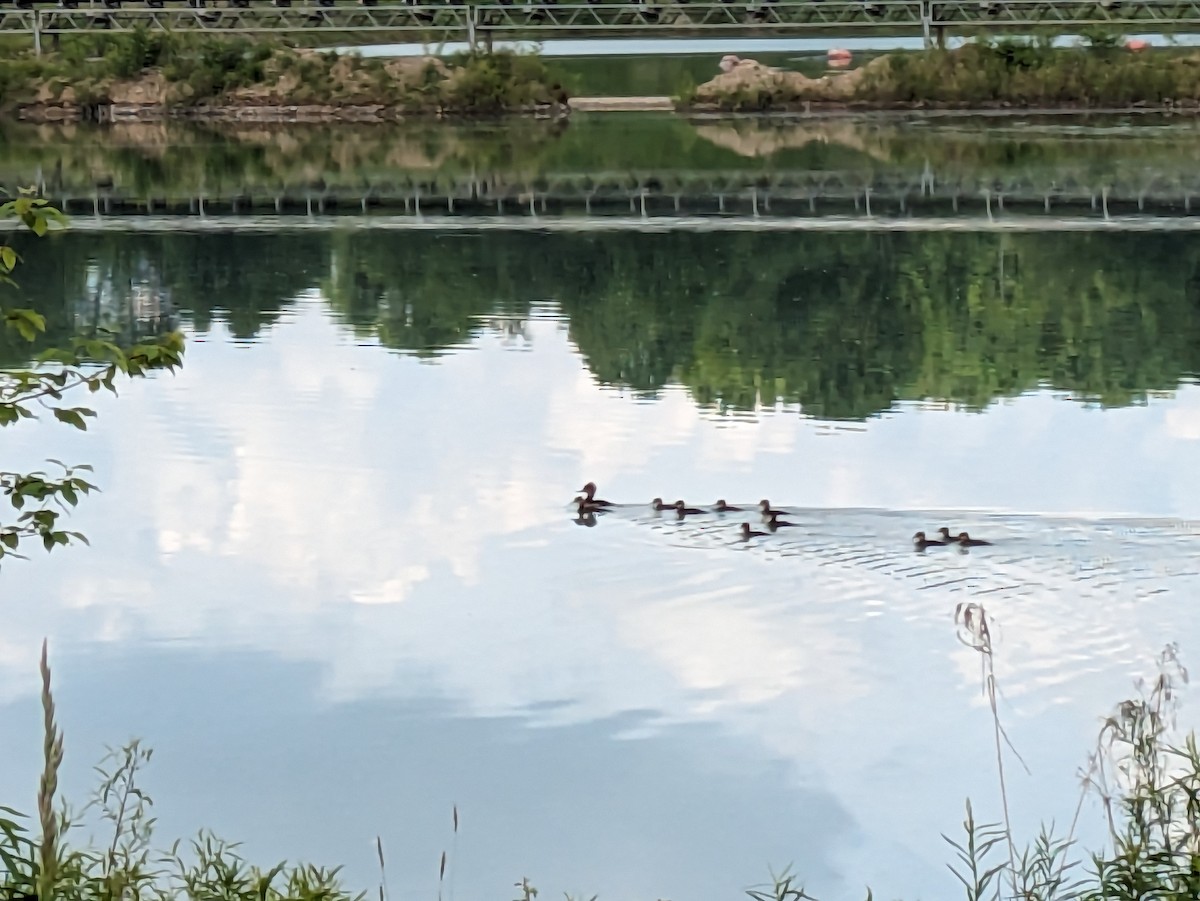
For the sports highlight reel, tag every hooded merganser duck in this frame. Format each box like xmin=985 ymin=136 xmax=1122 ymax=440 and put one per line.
xmin=759 ymin=499 xmax=785 ymax=518
xmin=578 ymin=482 xmax=613 ymax=507
xmin=651 ymin=497 xmax=672 ymax=511
xmin=956 ymin=531 xmax=992 ymax=547
xmin=765 ymin=512 xmax=796 ymax=532
xmin=574 ymin=496 xmax=608 ymax=514
xmin=936 ymin=527 xmax=955 ymax=543
xmin=740 ymin=522 xmax=767 ymax=540
xmin=674 ymin=500 xmax=705 ymax=516
xmin=913 ymin=531 xmax=946 ymax=551
xmin=714 ymin=499 xmax=741 ymax=512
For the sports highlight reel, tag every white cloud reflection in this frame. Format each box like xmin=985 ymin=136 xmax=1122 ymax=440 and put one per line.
xmin=0 ymin=297 xmax=1198 ymax=899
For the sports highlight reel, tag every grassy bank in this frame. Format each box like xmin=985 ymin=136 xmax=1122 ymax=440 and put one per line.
xmin=0 ymin=32 xmax=569 ymax=120
xmin=684 ymin=40 xmax=1200 ymax=112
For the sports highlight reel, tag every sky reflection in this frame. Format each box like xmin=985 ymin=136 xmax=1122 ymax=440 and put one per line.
xmin=1 ymin=290 xmax=1198 ymax=900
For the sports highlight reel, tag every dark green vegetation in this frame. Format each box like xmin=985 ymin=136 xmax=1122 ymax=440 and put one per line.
xmin=872 ymin=39 xmax=1200 ymax=108
xmin=0 ymin=196 xmax=182 ymax=564
xmin=8 ymin=229 xmax=1200 ymax=421
xmin=689 ymin=39 xmax=1200 ymax=111
xmin=0 ymin=32 xmax=567 ymax=116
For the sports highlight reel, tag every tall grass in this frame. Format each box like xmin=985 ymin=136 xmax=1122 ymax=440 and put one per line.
xmin=2 ymin=642 xmax=368 ymax=901
xmin=898 ymin=615 xmax=1198 ymax=901
xmin=7 ymin=636 xmax=1200 ymax=901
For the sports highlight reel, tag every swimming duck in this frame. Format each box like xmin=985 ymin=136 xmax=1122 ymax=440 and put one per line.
xmin=740 ymin=522 xmax=768 ymax=540
xmin=651 ymin=497 xmax=672 ymax=511
xmin=578 ymin=482 xmax=613 ymax=507
xmin=765 ymin=512 xmax=797 ymax=532
xmin=573 ymin=496 xmax=608 ymax=514
xmin=936 ymin=527 xmax=955 ymax=543
xmin=674 ymin=500 xmax=705 ymax=516
xmin=759 ymin=499 xmax=785 ymax=518
xmin=714 ymin=499 xmax=741 ymax=512
xmin=956 ymin=531 xmax=992 ymax=547
xmin=913 ymin=531 xmax=946 ymax=551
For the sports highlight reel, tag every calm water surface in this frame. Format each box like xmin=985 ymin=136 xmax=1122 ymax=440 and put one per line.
xmin=2 ymin=121 xmax=1200 ymax=901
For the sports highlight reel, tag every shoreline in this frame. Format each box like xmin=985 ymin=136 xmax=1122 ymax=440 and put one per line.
xmin=13 ymin=101 xmax=570 ymax=124
xmin=14 ymin=98 xmax=1200 ymax=122
xmin=569 ymin=96 xmax=674 ymax=112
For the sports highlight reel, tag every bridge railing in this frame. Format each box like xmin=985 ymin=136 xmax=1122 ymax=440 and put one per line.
xmin=8 ymin=0 xmax=1200 ymax=49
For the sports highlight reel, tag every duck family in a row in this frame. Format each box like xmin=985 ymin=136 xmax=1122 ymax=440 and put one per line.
xmin=913 ymin=529 xmax=991 ymax=550
xmin=576 ymin=482 xmax=798 ymax=539
xmin=574 ymin=483 xmax=993 ymax=549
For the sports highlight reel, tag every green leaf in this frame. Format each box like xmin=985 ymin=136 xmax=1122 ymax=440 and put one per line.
xmin=0 ymin=533 xmax=17 ymax=550
xmin=6 ymin=308 xmax=46 ymax=342
xmin=53 ymin=409 xmax=87 ymax=431
xmin=0 ymin=246 xmax=16 ymax=272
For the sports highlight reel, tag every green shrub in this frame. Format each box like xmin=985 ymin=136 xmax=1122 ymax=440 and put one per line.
xmin=444 ymin=50 xmax=562 ymax=112
xmin=857 ymin=43 xmax=1200 ymax=107
xmin=102 ymin=26 xmax=176 ymax=78
xmin=0 ymin=36 xmax=564 ymax=113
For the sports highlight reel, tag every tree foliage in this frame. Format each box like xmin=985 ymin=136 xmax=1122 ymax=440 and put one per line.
xmin=0 ymin=191 xmax=184 ymax=564
xmin=12 ymin=228 xmax=1200 ymax=427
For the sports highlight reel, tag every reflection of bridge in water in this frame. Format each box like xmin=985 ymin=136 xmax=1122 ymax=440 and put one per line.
xmin=37 ymin=166 xmax=1200 ymax=220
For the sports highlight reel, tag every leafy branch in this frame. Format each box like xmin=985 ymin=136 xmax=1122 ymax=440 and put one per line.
xmin=1 ymin=188 xmax=185 ymax=564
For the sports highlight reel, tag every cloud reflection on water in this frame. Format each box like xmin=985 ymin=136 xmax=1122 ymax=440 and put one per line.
xmin=0 ymin=293 xmax=1198 ymax=900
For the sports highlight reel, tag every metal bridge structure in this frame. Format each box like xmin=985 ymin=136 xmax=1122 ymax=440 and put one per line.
xmin=19 ymin=164 xmax=1200 ymax=220
xmin=6 ymin=0 xmax=1200 ymax=52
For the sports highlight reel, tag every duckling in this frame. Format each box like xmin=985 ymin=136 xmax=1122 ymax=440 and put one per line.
xmin=956 ymin=531 xmax=992 ymax=547
xmin=714 ymin=499 xmax=741 ymax=512
xmin=913 ymin=531 xmax=946 ymax=551
xmin=740 ymin=522 xmax=768 ymax=540
xmin=651 ymin=497 xmax=672 ymax=511
xmin=578 ymin=482 xmax=613 ymax=507
xmin=674 ymin=500 xmax=705 ymax=516
xmin=765 ymin=512 xmax=797 ymax=532
xmin=758 ymin=499 xmax=785 ymax=518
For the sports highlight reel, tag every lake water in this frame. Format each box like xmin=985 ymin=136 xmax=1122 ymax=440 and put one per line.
xmin=2 ymin=113 xmax=1200 ymax=901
